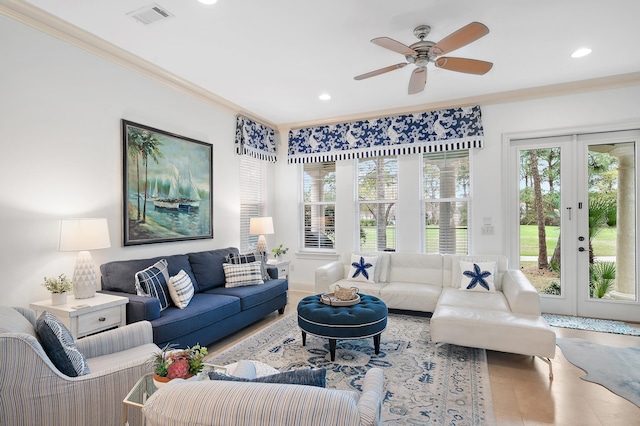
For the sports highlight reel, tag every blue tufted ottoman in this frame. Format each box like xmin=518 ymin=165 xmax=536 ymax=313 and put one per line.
xmin=297 ymin=294 xmax=388 ymax=361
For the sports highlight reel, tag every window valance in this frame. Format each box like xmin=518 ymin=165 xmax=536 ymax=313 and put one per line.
xmin=235 ymin=115 xmax=277 ymax=162
xmin=287 ymin=105 xmax=484 ymax=164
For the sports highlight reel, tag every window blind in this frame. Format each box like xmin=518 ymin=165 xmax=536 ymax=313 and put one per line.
xmin=302 ymin=162 xmax=336 ymax=249
xmin=240 ymin=156 xmax=265 ymax=251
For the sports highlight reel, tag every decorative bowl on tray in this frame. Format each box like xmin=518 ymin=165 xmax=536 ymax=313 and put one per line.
xmin=320 ymin=293 xmax=360 ymax=306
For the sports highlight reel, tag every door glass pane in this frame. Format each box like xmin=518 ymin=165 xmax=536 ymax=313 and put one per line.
xmin=588 ymin=143 xmax=636 ymax=300
xmin=519 ymin=148 xmax=562 ymax=296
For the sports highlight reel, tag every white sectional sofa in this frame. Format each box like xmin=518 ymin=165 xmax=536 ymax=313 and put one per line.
xmin=315 ymin=253 xmax=556 ymax=378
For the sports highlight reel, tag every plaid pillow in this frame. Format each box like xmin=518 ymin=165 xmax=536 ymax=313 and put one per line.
xmin=223 ymin=261 xmax=264 ymax=288
xmin=226 ymin=252 xmax=270 ymax=281
xmin=135 ymin=259 xmax=172 ymax=310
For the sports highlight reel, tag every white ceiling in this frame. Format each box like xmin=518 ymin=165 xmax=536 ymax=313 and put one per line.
xmin=14 ymin=0 xmax=640 ymax=126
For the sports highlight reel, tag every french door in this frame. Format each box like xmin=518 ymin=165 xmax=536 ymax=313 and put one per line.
xmin=509 ymin=130 xmax=640 ymax=321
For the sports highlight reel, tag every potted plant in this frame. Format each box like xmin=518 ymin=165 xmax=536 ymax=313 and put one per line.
xmin=43 ymin=274 xmax=73 ymax=305
xmin=271 ymin=244 xmax=289 ymax=260
xmin=149 ymin=343 xmax=208 ymax=388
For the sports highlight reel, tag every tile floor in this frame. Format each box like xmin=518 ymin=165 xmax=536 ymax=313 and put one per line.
xmin=208 ymin=290 xmax=640 ymax=426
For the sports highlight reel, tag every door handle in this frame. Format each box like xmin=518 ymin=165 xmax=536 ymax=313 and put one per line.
xmin=578 ymin=247 xmax=585 ymax=252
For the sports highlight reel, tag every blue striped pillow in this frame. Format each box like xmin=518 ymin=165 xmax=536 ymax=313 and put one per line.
xmin=223 ymin=261 xmax=264 ymax=287
xmin=208 ymin=368 xmax=326 ymax=388
xmin=168 ymin=269 xmax=195 ymax=309
xmin=36 ymin=312 xmax=90 ymax=377
xmin=135 ymin=259 xmax=172 ymax=310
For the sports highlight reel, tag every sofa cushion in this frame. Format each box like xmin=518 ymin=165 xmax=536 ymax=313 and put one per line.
xmin=36 ymin=312 xmax=90 ymax=377
xmin=209 ymin=368 xmax=326 ymax=388
xmin=379 ymin=282 xmax=441 ymax=312
xmin=168 ymin=270 xmax=195 ymax=309
xmin=437 ymin=287 xmax=510 ymax=312
xmin=135 ymin=259 xmax=172 ymax=310
xmin=458 ymin=261 xmax=497 ymax=293
xmin=207 ymin=279 xmax=288 ymax=311
xmin=149 ymin=293 xmax=241 ymax=345
xmin=101 ymin=254 xmax=197 ymax=294
xmin=347 ymin=254 xmax=377 ymax=284
xmin=223 ymin=261 xmax=264 ymax=287
xmin=188 ymin=247 xmax=239 ymax=291
xmin=0 ymin=307 xmax=38 ymax=337
xmin=388 ymin=253 xmax=444 ymax=285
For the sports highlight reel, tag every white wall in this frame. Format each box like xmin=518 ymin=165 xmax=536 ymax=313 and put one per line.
xmin=3 ymin=14 xmax=640 ymax=303
xmin=0 ymin=15 xmax=248 ymax=307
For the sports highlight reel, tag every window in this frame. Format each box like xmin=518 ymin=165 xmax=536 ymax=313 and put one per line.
xmin=423 ymin=151 xmax=470 ymax=254
xmin=240 ymin=156 xmax=265 ymax=251
xmin=358 ymin=156 xmax=398 ymax=252
xmin=302 ymin=162 xmax=336 ymax=249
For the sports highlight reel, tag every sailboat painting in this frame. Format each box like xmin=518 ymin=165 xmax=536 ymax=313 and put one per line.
xmin=122 ymin=120 xmax=213 ymax=246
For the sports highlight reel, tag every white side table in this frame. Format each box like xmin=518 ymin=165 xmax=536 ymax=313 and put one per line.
xmin=30 ymin=292 xmax=128 ymax=339
xmin=266 ymin=259 xmax=290 ymax=281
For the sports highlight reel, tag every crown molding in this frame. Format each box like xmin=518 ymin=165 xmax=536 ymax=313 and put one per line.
xmin=0 ymin=0 xmax=277 ymax=130
xmin=277 ymin=72 xmax=640 ymax=132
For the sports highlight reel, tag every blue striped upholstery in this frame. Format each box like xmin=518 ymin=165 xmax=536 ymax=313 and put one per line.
xmin=142 ymin=367 xmax=385 ymax=426
xmin=0 ymin=306 xmax=160 ymax=426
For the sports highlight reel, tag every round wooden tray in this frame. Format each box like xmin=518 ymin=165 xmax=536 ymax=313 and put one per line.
xmin=320 ymin=293 xmax=360 ymax=306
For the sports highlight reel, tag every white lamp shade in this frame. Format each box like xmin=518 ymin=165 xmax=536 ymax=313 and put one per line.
xmin=249 ymin=217 xmax=274 ymax=235
xmin=59 ymin=218 xmax=111 ymax=252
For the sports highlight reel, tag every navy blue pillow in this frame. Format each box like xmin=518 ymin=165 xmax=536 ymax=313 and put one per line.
xmin=208 ymin=368 xmax=326 ymax=388
xmin=36 ymin=312 xmax=90 ymax=377
xmin=135 ymin=259 xmax=172 ymax=310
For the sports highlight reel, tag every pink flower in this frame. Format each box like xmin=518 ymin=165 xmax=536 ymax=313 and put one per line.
xmin=166 ymin=359 xmax=190 ymax=379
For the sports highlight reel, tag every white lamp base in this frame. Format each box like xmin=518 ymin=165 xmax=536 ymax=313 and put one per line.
xmin=73 ymin=251 xmax=97 ymax=299
xmin=256 ymin=234 xmax=267 ymax=254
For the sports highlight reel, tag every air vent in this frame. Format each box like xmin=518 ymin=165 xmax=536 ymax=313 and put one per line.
xmin=127 ymin=3 xmax=174 ymax=25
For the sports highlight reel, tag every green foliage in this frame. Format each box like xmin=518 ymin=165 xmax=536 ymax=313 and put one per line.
xmin=42 ymin=274 xmax=73 ymax=293
xmin=271 ymin=244 xmax=289 ymax=258
xmin=589 ymin=261 xmax=616 ymax=298
xmin=542 ymin=281 xmax=561 ymax=295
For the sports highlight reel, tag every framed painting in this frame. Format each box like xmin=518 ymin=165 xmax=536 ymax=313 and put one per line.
xmin=122 ymin=119 xmax=213 ymax=246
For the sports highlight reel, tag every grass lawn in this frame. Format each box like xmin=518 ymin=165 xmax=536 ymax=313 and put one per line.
xmin=519 ymin=225 xmax=616 ymax=256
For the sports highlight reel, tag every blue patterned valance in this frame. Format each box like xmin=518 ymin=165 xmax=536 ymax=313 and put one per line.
xmin=288 ymin=105 xmax=484 ymax=163
xmin=235 ymin=115 xmax=277 ymax=162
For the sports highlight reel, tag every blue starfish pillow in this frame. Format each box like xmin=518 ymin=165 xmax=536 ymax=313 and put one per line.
xmin=347 ymin=254 xmax=378 ymax=284
xmin=459 ymin=261 xmax=496 ymax=293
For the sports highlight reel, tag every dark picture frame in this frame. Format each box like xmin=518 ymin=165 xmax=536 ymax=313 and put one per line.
xmin=122 ymin=120 xmax=213 ymax=246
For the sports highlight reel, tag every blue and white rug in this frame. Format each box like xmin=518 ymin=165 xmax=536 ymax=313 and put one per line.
xmin=557 ymin=338 xmax=640 ymax=407
xmin=208 ymin=313 xmax=495 ymax=425
xmin=543 ymin=314 xmax=640 ymax=336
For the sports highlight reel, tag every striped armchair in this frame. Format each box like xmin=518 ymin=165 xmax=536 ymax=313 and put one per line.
xmin=0 ymin=306 xmax=160 ymax=426
xmin=142 ymin=367 xmax=385 ymax=426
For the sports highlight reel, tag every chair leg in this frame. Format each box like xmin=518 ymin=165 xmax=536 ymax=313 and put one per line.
xmin=537 ymin=356 xmax=553 ymax=380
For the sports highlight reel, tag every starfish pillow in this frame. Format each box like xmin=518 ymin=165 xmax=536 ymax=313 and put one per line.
xmin=347 ymin=254 xmax=378 ymax=284
xmin=459 ymin=261 xmax=496 ymax=293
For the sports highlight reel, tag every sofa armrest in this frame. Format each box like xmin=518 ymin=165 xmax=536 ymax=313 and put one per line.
xmin=99 ymin=290 xmax=161 ymax=323
xmin=76 ymin=320 xmax=154 ymax=358
xmin=358 ymin=368 xmax=384 ymax=426
xmin=315 ymin=261 xmax=344 ymax=293
xmin=502 ymin=269 xmax=541 ymax=315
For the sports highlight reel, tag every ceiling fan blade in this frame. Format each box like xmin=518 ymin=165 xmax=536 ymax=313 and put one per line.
xmin=354 ymin=63 xmax=408 ymax=80
xmin=435 ymin=57 xmax=493 ymax=74
xmin=371 ymin=37 xmax=417 ymax=56
xmin=408 ymin=67 xmax=427 ymax=95
xmin=432 ymin=22 xmax=489 ymax=55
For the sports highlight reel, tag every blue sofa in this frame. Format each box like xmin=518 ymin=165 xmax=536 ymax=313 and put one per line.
xmin=99 ymin=247 xmax=288 ymax=348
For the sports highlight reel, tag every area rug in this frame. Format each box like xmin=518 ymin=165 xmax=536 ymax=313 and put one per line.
xmin=207 ymin=313 xmax=495 ymax=425
xmin=557 ymin=338 xmax=640 ymax=407
xmin=543 ymin=313 xmax=640 ymax=336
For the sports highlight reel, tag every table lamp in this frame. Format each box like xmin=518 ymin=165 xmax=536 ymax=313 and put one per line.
xmin=249 ymin=216 xmax=274 ymax=254
xmin=58 ymin=218 xmax=111 ymax=299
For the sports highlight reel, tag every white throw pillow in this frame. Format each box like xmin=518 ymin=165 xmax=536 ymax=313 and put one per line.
xmin=168 ymin=269 xmax=195 ymax=309
xmin=346 ymin=254 xmax=377 ymax=284
xmin=223 ymin=261 xmax=264 ymax=288
xmin=459 ymin=261 xmax=497 ymax=293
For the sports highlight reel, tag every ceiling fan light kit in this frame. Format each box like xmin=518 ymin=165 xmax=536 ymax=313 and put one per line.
xmin=355 ymin=22 xmax=493 ymax=95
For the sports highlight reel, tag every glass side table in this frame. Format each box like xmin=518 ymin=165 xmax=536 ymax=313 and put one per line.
xmin=122 ymin=364 xmax=228 ymax=426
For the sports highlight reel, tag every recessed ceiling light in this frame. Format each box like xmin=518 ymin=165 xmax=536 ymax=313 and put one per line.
xmin=319 ymin=93 xmax=331 ymax=101
xmin=198 ymin=0 xmax=218 ymax=5
xmin=571 ymin=47 xmax=592 ymax=58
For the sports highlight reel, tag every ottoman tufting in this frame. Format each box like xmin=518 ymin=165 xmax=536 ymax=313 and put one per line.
xmin=297 ymin=294 xmax=388 ymax=361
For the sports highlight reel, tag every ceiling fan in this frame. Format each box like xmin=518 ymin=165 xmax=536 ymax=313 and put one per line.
xmin=354 ymin=22 xmax=493 ymax=95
